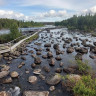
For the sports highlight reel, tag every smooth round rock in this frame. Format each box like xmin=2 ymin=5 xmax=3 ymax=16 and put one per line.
xmin=10 ymin=71 xmax=19 ymax=78
xmin=28 ymin=76 xmax=37 ymax=84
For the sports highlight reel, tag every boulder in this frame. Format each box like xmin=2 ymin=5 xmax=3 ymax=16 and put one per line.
xmin=46 ymin=47 xmax=50 ymax=51
xmin=75 ymin=53 xmax=82 ymax=60
xmin=43 ymin=66 xmax=50 ymax=72
xmin=21 ymin=57 xmax=26 ymax=60
xmin=49 ymin=58 xmax=55 ymax=66
xmin=3 ymin=77 xmax=12 ymax=84
xmin=75 ymin=47 xmax=88 ymax=54
xmin=59 ymin=62 xmax=64 ymax=67
xmin=47 ymin=52 xmax=53 ymax=58
xmin=39 ymin=74 xmax=45 ymax=80
xmin=42 ymin=55 xmax=47 ymax=59
xmin=67 ymin=74 xmax=81 ymax=82
xmin=55 ymin=56 xmax=62 ymax=60
xmin=0 ymin=91 xmax=11 ymax=96
xmin=28 ymin=76 xmax=37 ymax=84
xmin=31 ymin=54 xmax=36 ymax=58
xmin=46 ymin=74 xmax=61 ymax=85
xmin=36 ymin=52 xmax=41 ymax=55
xmin=53 ymin=44 xmax=59 ymax=50
xmin=89 ymin=55 xmax=96 ymax=59
xmin=44 ymin=43 xmax=51 ymax=47
xmin=0 ymin=71 xmax=9 ymax=78
xmin=34 ymin=57 xmax=41 ymax=64
xmin=55 ymin=68 xmax=62 ymax=73
xmin=93 ymin=42 xmax=96 ymax=46
xmin=1 ymin=66 xmax=10 ymax=71
xmin=33 ymin=69 xmax=41 ymax=75
xmin=67 ymin=47 xmax=74 ymax=53
xmin=49 ymin=86 xmax=55 ymax=91
xmin=10 ymin=71 xmax=19 ymax=78
xmin=31 ymin=63 xmax=36 ymax=68
xmin=23 ymin=91 xmax=49 ymax=96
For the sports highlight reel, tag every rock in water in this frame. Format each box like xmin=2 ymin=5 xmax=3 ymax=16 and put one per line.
xmin=0 ymin=71 xmax=9 ymax=79
xmin=3 ymin=77 xmax=12 ymax=84
xmin=0 ymin=91 xmax=11 ymax=96
xmin=34 ymin=57 xmax=41 ymax=64
xmin=67 ymin=47 xmax=74 ymax=53
xmin=10 ymin=71 xmax=19 ymax=78
xmin=28 ymin=76 xmax=37 ymax=84
xmin=49 ymin=86 xmax=55 ymax=91
xmin=44 ymin=43 xmax=51 ymax=47
xmin=46 ymin=74 xmax=61 ymax=85
xmin=8 ymin=86 xmax=20 ymax=96
xmin=23 ymin=91 xmax=49 ymax=96
xmin=33 ymin=69 xmax=41 ymax=75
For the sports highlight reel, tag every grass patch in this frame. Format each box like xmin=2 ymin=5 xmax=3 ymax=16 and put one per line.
xmin=26 ymin=33 xmax=39 ymax=42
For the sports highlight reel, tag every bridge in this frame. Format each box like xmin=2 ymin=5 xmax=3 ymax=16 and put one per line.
xmin=0 ymin=29 xmax=43 ymax=54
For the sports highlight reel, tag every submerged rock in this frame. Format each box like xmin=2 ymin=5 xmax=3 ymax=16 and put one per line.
xmin=46 ymin=74 xmax=61 ymax=85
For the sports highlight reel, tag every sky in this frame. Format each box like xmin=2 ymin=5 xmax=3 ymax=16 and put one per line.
xmin=0 ymin=0 xmax=96 ymax=22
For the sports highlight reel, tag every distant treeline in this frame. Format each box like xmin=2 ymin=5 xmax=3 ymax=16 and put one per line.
xmin=55 ymin=14 xmax=96 ymax=32
xmin=0 ymin=18 xmax=43 ymax=29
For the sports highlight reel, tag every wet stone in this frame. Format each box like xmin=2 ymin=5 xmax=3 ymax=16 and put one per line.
xmin=10 ymin=71 xmax=19 ymax=78
xmin=23 ymin=91 xmax=49 ymax=96
xmin=46 ymin=74 xmax=61 ymax=85
xmin=28 ymin=76 xmax=37 ymax=84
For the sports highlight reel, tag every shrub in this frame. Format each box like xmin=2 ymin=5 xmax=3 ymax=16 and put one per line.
xmin=76 ymin=60 xmax=91 ymax=74
xmin=73 ymin=75 xmax=96 ymax=96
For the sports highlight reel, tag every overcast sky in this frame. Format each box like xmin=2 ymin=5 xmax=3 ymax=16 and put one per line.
xmin=0 ymin=0 xmax=96 ymax=22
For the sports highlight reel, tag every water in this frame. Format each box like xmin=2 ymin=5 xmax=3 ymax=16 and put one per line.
xmin=0 ymin=28 xmax=96 ymax=96
xmin=0 ymin=25 xmax=55 ymax=35
xmin=0 ymin=29 xmax=10 ymax=35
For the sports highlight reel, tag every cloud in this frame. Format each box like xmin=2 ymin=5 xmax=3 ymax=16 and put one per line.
xmin=39 ymin=10 xmax=67 ymax=17
xmin=80 ymin=6 xmax=96 ymax=15
xmin=0 ymin=10 xmax=33 ymax=21
xmin=32 ymin=10 xmax=72 ymax=22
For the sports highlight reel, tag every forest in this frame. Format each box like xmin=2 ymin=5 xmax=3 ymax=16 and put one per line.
xmin=55 ymin=14 xmax=96 ymax=32
xmin=0 ymin=18 xmax=43 ymax=29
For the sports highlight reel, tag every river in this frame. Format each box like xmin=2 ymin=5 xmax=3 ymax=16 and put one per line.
xmin=0 ymin=27 xmax=96 ymax=96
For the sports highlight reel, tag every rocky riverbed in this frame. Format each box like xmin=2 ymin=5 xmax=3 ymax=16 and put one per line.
xmin=0 ymin=28 xmax=96 ymax=96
